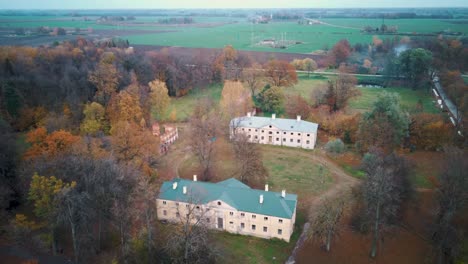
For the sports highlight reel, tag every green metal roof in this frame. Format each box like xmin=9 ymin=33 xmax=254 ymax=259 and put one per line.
xmin=158 ymin=178 xmax=297 ymax=219
xmin=230 ymin=115 xmax=318 ymax=134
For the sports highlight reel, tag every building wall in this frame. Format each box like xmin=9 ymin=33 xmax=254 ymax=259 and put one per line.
xmin=156 ymin=198 xmax=294 ymax=242
xmin=230 ymin=123 xmax=316 ymax=150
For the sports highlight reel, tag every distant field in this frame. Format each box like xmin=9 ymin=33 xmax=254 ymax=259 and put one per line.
xmin=1 ymin=15 xmax=467 ymax=53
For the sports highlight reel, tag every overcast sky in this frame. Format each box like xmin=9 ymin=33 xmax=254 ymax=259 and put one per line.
xmin=1 ymin=0 xmax=467 ymax=9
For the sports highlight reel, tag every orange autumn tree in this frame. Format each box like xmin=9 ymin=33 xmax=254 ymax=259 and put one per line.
xmin=24 ymin=127 xmax=79 ymax=159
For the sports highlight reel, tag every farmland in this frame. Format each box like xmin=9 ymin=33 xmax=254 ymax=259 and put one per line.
xmin=1 ymin=13 xmax=467 ymax=53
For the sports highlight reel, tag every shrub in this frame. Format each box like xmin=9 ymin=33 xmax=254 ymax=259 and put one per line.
xmin=325 ymin=139 xmax=345 ymax=154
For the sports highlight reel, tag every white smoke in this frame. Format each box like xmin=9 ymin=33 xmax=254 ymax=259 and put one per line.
xmin=394 ymin=44 xmax=409 ymax=56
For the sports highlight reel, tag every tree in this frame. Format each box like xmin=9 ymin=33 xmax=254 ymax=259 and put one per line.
xmin=257 ymin=86 xmax=285 ymax=114
xmin=89 ymin=61 xmax=120 ymax=106
xmin=264 ymin=60 xmax=298 ymax=87
xmin=231 ymin=133 xmax=267 ymax=188
xmin=165 ymin=190 xmax=218 ymax=264
xmin=241 ymin=64 xmax=263 ymax=97
xmin=110 ymin=121 xmax=159 ymax=173
xmin=189 ymin=99 xmax=220 ymax=181
xmin=80 ymin=102 xmax=108 ymax=135
xmin=309 ymin=195 xmax=347 ymax=252
xmin=399 ymin=48 xmax=432 ymax=89
xmin=409 ymin=113 xmax=452 ymax=151
xmin=432 ymin=147 xmax=468 ymax=264
xmin=357 ymin=92 xmax=409 ymax=152
xmin=0 ymin=120 xmax=18 ymax=219
xmin=360 ymin=150 xmax=411 ymax=258
xmin=219 ymin=80 xmax=253 ymax=121
xmin=285 ymin=95 xmax=311 ymax=120
xmin=148 ymin=79 xmax=171 ymax=121
xmin=330 ymin=39 xmax=351 ymax=66
xmin=325 ymin=73 xmax=358 ymax=112
xmin=28 ymin=173 xmax=76 ymax=254
xmin=24 ymin=127 xmax=80 ymax=160
xmin=303 ymin=58 xmax=318 ymax=77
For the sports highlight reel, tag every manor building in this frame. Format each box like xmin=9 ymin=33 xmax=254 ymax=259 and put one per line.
xmin=156 ymin=176 xmax=297 ymax=242
xmin=229 ymin=113 xmax=318 ymax=149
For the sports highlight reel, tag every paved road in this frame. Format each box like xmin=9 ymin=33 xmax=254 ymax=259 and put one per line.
xmin=433 ymin=79 xmax=460 ymax=123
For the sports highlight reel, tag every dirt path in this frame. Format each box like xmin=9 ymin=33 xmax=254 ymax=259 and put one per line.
xmin=285 ymin=149 xmax=360 ymax=264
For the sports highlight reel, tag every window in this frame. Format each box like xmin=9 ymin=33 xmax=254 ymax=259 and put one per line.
xmin=217 ymin=201 xmax=222 ymax=206
xmin=278 ymin=229 xmax=282 ymax=235
xmin=262 ymin=130 xmax=264 ymax=133
xmin=206 ymin=218 xmax=210 ymax=223
xmin=276 ymin=131 xmax=279 ymax=134
xmin=229 ymin=221 xmax=234 ymax=225
xmin=241 ymin=213 xmax=245 ymax=217
xmin=176 ymin=212 xmax=180 ymax=217
xmin=263 ymin=226 xmax=268 ymax=232
xmin=290 ymin=126 xmax=294 ymax=129
xmin=255 ymin=129 xmax=258 ymax=132
xmin=307 ymin=134 xmax=310 ymax=137
xmin=290 ymin=132 xmax=294 ymax=135
xmin=255 ymin=136 xmax=258 ymax=139
xmin=276 ymin=138 xmax=279 ymax=141
xmin=241 ymin=223 xmax=245 ymax=229
xmin=261 ymin=136 xmax=264 ymax=140
xmin=163 ymin=210 xmax=167 ymax=216
xmin=242 ymin=128 xmax=245 ymax=131
xmin=252 ymin=225 xmax=256 ymax=230
xmin=297 ymin=139 xmax=301 ymax=143
xmin=283 ymin=138 xmax=286 ymax=142
xmin=290 ymin=139 xmax=293 ymax=142
xmin=269 ymin=131 xmax=272 ymax=134
xmin=162 ymin=201 xmax=167 ymax=205
xmin=269 ymin=125 xmax=272 ymax=128
xmin=252 ymin=215 xmax=256 ymax=219
xmin=298 ymin=133 xmax=301 ymax=136
xmin=283 ymin=132 xmax=286 ymax=135
xmin=175 ymin=202 xmax=179 ymax=206
xmin=186 ymin=204 xmax=189 ymax=208
xmin=248 ymin=135 xmax=251 ymax=138
xmin=196 ymin=206 xmax=200 ymax=210
xmin=248 ymin=129 xmax=251 ymax=131
xmin=264 ymin=217 xmax=268 ymax=221
xmin=279 ymin=219 xmax=283 ymax=224
xmin=306 ymin=140 xmax=310 ymax=144
xmin=230 ymin=212 xmax=234 ymax=216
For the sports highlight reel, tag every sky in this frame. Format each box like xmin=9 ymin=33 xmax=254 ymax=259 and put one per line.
xmin=0 ymin=0 xmax=467 ymax=9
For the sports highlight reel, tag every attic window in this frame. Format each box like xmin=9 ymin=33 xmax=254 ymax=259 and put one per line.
xmin=217 ymin=201 xmax=222 ymax=206
xmin=175 ymin=202 xmax=179 ymax=206
xmin=264 ymin=217 xmax=268 ymax=221
xmin=279 ymin=219 xmax=283 ymax=223
xmin=291 ymin=126 xmax=294 ymax=129
xmin=241 ymin=213 xmax=245 ymax=217
xmin=162 ymin=201 xmax=167 ymax=205
xmin=307 ymin=134 xmax=310 ymax=137
xmin=230 ymin=212 xmax=234 ymax=216
xmin=196 ymin=206 xmax=200 ymax=210
xmin=249 ymin=122 xmax=252 ymax=125
xmin=269 ymin=125 xmax=272 ymax=128
xmin=252 ymin=215 xmax=256 ymax=219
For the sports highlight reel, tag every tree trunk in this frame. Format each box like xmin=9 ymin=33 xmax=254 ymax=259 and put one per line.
xmin=97 ymin=213 xmax=102 ymax=252
xmin=51 ymin=228 xmax=57 ymax=255
xmin=370 ymin=204 xmax=380 ymax=258
xmin=71 ymin=222 xmax=78 ymax=263
xmin=326 ymin=230 xmax=331 ymax=252
xmin=146 ymin=208 xmax=153 ymax=264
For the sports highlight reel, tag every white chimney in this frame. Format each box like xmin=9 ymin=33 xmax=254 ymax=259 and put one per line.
xmin=259 ymin=194 xmax=264 ymax=204
xmin=265 ymin=184 xmax=269 ymax=192
xmin=172 ymin=182 xmax=178 ymax=190
xmin=247 ymin=112 xmax=251 ymax=117
xmin=183 ymin=186 xmax=187 ymax=194
xmin=272 ymin=114 xmax=276 ymax=120
xmin=281 ymin=190 xmax=286 ymax=198
xmin=296 ymin=115 xmax=301 ymax=122
xmin=193 ymin=175 xmax=197 ymax=182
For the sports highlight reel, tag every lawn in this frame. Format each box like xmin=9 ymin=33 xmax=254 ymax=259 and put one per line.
xmin=348 ymin=86 xmax=439 ymax=114
xmin=284 ymin=74 xmax=328 ymax=103
xmin=261 ymin=145 xmax=334 ymax=196
xmin=163 ymin=83 xmax=223 ymax=121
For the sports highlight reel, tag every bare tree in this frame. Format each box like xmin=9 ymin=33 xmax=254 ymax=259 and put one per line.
xmin=432 ymin=147 xmax=468 ymax=264
xmin=325 ymin=73 xmax=359 ymax=112
xmin=231 ymin=133 xmax=267 ymax=188
xmin=188 ymin=99 xmax=220 ymax=181
xmin=241 ymin=64 xmax=264 ymax=97
xmin=165 ymin=189 xmax=218 ymax=264
xmin=360 ymin=149 xmax=411 ymax=258
xmin=309 ymin=195 xmax=347 ymax=252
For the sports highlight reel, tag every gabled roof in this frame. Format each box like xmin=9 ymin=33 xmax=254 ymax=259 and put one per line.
xmin=230 ymin=115 xmax=318 ymax=134
xmin=158 ymin=178 xmax=297 ymax=219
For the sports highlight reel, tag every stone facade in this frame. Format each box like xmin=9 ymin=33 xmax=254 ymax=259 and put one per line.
xmin=152 ymin=123 xmax=178 ymax=154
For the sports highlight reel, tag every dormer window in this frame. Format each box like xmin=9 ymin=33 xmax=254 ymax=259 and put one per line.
xmin=162 ymin=201 xmax=167 ymax=205
xmin=217 ymin=201 xmax=222 ymax=206
xmin=269 ymin=125 xmax=272 ymax=128
xmin=291 ymin=126 xmax=294 ymax=129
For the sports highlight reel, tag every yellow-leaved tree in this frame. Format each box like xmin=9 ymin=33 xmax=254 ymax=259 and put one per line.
xmin=219 ymin=80 xmax=253 ymax=121
xmin=148 ymin=79 xmax=170 ymax=121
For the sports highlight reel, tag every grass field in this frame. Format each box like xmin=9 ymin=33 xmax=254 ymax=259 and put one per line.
xmin=348 ymin=86 xmax=439 ymax=114
xmin=2 ymin=15 xmax=467 ymax=53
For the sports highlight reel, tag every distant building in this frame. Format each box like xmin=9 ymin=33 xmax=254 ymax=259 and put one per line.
xmin=157 ymin=176 xmax=297 ymax=242
xmin=152 ymin=123 xmax=178 ymax=154
xmin=230 ymin=113 xmax=318 ymax=149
